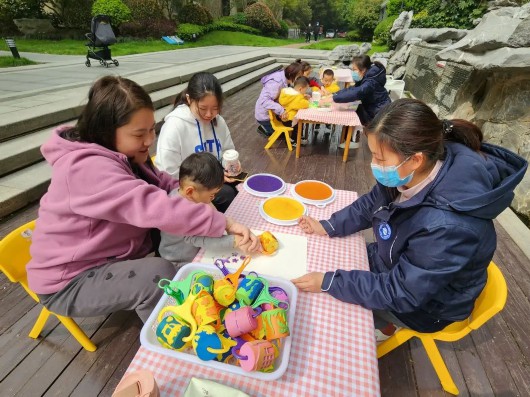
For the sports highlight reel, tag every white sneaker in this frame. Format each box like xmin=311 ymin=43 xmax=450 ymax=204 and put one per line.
xmin=375 ymin=326 xmax=402 ymax=343
xmin=375 ymin=329 xmax=392 ymax=343
xmin=339 ymin=141 xmax=360 ymax=149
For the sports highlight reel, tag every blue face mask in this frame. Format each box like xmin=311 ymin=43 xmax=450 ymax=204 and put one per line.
xmin=351 ymin=70 xmax=362 ymax=82
xmin=370 ymin=157 xmax=414 ymax=187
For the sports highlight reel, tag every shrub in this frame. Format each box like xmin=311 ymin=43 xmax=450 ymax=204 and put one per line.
xmin=176 ymin=23 xmax=207 ymax=41
xmin=124 ymin=0 xmax=163 ymax=22
xmin=345 ymin=30 xmax=362 ymax=42
xmin=345 ymin=0 xmax=381 ymax=41
xmin=0 ymin=0 xmax=45 ymax=35
xmin=373 ymin=15 xmax=398 ymax=47
xmin=210 ymin=21 xmax=260 ymax=35
xmin=92 ymin=0 xmax=131 ymax=27
xmin=232 ymin=12 xmax=247 ymax=25
xmin=0 ymin=0 xmax=44 ymax=19
xmin=244 ymin=2 xmax=280 ymax=34
xmin=178 ymin=3 xmax=213 ymax=25
xmin=46 ymin=0 xmax=93 ymax=29
xmin=120 ymin=0 xmax=175 ymax=38
xmin=386 ymin=0 xmax=488 ymax=30
xmin=120 ymin=18 xmax=175 ymax=38
xmin=278 ymin=19 xmax=289 ymax=38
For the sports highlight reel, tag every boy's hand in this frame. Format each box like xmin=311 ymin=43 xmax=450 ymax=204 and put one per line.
xmin=280 ymin=112 xmax=289 ymax=121
xmin=319 ymin=96 xmax=333 ymax=106
xmin=298 ymin=215 xmax=328 ymax=236
xmin=292 ymin=272 xmax=325 ymax=293
xmin=224 ymin=173 xmax=237 ymax=183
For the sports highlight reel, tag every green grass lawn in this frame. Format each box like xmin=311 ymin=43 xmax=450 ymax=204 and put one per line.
xmin=0 ymin=56 xmax=38 ymax=68
xmin=302 ymin=38 xmax=389 ymax=55
xmin=7 ymin=31 xmax=303 ymax=56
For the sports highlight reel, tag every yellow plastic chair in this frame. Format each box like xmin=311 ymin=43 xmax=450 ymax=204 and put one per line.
xmin=0 ymin=220 xmax=97 ymax=351
xmin=264 ymin=110 xmax=293 ymax=151
xmin=377 ymin=262 xmax=507 ymax=395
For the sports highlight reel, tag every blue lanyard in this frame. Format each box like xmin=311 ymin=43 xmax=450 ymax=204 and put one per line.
xmin=195 ymin=119 xmax=220 ymax=160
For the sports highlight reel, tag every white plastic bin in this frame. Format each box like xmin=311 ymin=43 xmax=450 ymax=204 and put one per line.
xmin=140 ymin=262 xmax=298 ymax=381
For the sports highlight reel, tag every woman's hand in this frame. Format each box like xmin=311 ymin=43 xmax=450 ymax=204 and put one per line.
xmin=234 ymin=234 xmax=261 ymax=254
xmin=298 ymin=215 xmax=327 ymax=236
xmin=292 ymin=272 xmax=325 ymax=293
xmin=226 ymin=218 xmax=260 ymax=251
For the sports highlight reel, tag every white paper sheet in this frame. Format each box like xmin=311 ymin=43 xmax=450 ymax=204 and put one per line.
xmin=200 ymin=230 xmax=308 ymax=280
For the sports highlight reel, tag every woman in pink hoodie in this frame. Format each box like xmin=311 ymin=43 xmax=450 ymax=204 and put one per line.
xmin=27 ymin=76 xmax=258 ymax=323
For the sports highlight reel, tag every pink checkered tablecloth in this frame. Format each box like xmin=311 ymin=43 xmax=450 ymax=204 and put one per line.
xmin=293 ymin=108 xmax=361 ymax=127
xmin=125 ymin=185 xmax=380 ymax=396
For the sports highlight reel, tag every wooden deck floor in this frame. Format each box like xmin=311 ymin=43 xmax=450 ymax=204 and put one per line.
xmin=1 ymin=82 xmax=529 ymax=396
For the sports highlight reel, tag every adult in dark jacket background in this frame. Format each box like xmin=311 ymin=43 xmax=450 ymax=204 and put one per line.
xmin=293 ymin=98 xmax=527 ymax=336
xmin=326 ymin=55 xmax=391 ymax=125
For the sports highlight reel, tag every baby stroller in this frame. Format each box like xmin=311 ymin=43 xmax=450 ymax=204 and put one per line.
xmin=85 ymin=14 xmax=119 ymax=67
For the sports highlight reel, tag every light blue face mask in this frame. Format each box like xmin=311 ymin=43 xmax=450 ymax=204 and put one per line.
xmin=370 ymin=157 xmax=414 ymax=187
xmin=351 ymin=70 xmax=362 ymax=82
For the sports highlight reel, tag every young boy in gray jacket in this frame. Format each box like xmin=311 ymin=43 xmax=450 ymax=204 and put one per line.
xmin=159 ymin=152 xmax=250 ymax=268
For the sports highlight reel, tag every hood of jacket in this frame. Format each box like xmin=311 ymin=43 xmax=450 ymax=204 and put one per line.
xmin=361 ymin=63 xmax=387 ymax=87
xmin=42 ymin=125 xmax=129 ymax=167
xmin=390 ymin=142 xmax=528 ymax=220
xmin=279 ymin=88 xmax=302 ymax=105
xmin=164 ymin=104 xmax=220 ymax=125
xmin=260 ymin=69 xmax=286 ymax=86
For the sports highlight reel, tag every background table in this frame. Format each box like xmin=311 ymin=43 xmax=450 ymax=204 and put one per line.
xmin=125 ymin=186 xmax=380 ymax=396
xmin=293 ymin=108 xmax=362 ymax=162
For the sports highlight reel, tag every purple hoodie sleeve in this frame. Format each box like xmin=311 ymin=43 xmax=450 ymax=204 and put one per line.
xmin=262 ymin=81 xmax=285 ymax=116
xmin=67 ymin=156 xmax=226 ymax=237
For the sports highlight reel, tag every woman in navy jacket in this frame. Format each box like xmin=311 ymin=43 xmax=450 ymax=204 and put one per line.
xmin=293 ymin=99 xmax=527 ymax=334
xmin=328 ymin=55 xmax=391 ymax=125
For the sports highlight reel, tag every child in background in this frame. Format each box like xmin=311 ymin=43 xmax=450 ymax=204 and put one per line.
xmin=279 ymin=76 xmax=310 ymax=124
xmin=159 ymin=152 xmax=255 ymax=268
xmin=156 ymin=72 xmax=238 ymax=213
xmin=298 ymin=60 xmax=320 ymax=92
xmin=320 ymin=69 xmax=340 ymax=95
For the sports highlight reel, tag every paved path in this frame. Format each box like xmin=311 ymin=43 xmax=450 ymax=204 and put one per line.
xmin=0 ymin=46 xmax=328 ymax=102
xmin=281 ymin=39 xmax=331 ymax=48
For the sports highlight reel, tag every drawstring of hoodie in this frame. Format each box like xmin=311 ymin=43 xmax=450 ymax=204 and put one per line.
xmin=195 ymin=119 xmax=220 ymax=160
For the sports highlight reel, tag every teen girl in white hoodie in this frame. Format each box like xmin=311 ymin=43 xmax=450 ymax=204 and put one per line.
xmin=155 ymin=72 xmax=237 ymax=212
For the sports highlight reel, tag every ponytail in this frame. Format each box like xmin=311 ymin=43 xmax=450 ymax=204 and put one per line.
xmin=173 ymin=88 xmax=188 ymax=109
xmin=284 ymin=60 xmax=304 ymax=82
xmin=442 ymin=119 xmax=483 ymax=152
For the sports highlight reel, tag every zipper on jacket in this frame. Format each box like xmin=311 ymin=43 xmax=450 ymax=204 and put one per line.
xmin=389 ymin=232 xmax=398 ymax=265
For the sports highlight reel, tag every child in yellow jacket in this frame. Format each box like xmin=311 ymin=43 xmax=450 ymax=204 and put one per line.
xmin=320 ymin=69 xmax=340 ymax=95
xmin=279 ymin=76 xmax=310 ymax=123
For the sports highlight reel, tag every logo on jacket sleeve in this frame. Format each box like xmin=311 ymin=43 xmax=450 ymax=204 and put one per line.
xmin=378 ymin=222 xmax=392 ymax=240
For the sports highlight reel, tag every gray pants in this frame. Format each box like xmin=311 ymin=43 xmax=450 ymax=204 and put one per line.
xmin=38 ymin=257 xmax=176 ymax=323
xmin=373 ymin=309 xmax=408 ymax=329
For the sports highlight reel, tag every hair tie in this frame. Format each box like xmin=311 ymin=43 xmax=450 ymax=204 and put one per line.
xmin=442 ymin=119 xmax=453 ymax=135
